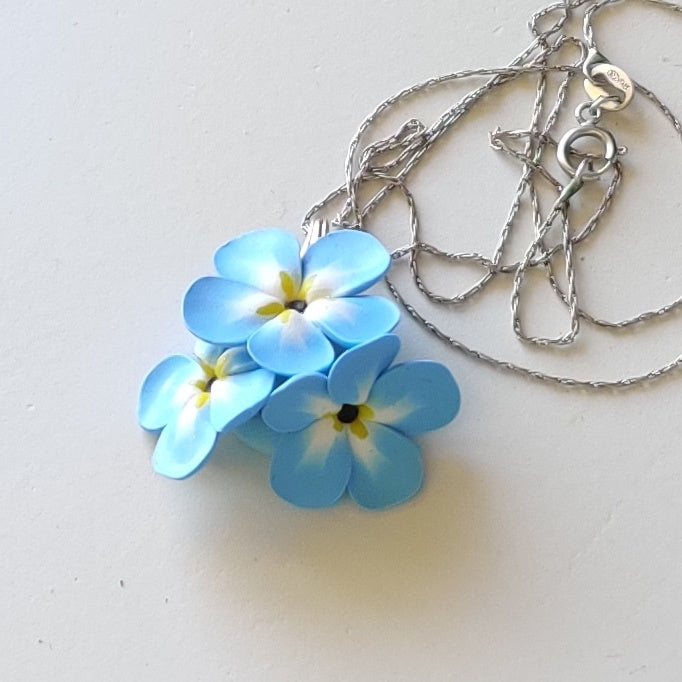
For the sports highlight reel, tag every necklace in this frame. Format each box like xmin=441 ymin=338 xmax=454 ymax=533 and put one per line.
xmin=304 ymin=0 xmax=682 ymax=389
xmin=138 ymin=0 xmax=682 ymax=508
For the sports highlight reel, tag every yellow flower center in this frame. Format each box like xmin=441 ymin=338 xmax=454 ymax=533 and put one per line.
xmin=255 ymin=271 xmax=321 ymax=319
xmin=191 ymin=353 xmax=232 ymax=409
xmin=327 ymin=403 xmax=374 ymax=440
xmin=195 ymin=392 xmax=211 ymax=409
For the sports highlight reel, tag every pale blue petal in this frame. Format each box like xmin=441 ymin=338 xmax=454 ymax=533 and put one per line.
xmin=305 ymin=295 xmax=400 ymax=348
xmin=192 ymin=340 xmax=227 ymax=369
xmin=247 ymin=311 xmax=335 ymax=376
xmin=214 ymin=228 xmax=302 ymax=298
xmin=234 ymin=414 xmax=279 ymax=456
xmin=152 ymin=399 xmax=217 ymax=479
xmin=262 ymin=373 xmax=337 ymax=433
xmin=302 ymin=230 xmax=391 ymax=298
xmin=270 ymin=421 xmax=352 ymax=508
xmin=369 ymin=361 xmax=460 ymax=436
xmin=215 ymin=346 xmax=259 ymax=375
xmin=326 ymin=334 xmax=401 ymax=405
xmin=138 ymin=355 xmax=205 ymax=431
xmin=348 ymin=422 xmax=423 ymax=510
xmin=209 ymin=368 xmax=276 ymax=432
xmin=183 ymin=277 xmax=277 ymax=345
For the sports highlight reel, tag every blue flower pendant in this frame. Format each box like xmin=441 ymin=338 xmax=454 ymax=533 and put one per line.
xmin=138 ymin=226 xmax=461 ymax=509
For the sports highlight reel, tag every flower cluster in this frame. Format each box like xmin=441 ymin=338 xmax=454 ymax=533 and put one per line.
xmin=138 ymin=227 xmax=460 ymax=509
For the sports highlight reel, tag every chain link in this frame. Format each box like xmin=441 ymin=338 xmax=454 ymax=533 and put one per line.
xmin=303 ymin=0 xmax=682 ymax=389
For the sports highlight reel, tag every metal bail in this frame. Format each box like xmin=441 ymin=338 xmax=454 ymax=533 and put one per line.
xmin=300 ymin=219 xmax=331 ymax=256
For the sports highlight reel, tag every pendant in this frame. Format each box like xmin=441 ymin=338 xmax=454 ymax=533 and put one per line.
xmin=138 ymin=224 xmax=460 ymax=509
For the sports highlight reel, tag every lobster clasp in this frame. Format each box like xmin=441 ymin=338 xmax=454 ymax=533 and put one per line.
xmin=582 ymin=48 xmax=634 ymax=112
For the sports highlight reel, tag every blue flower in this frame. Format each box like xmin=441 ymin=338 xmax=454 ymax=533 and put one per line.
xmin=252 ymin=334 xmax=461 ymax=509
xmin=182 ymin=228 xmax=400 ymax=377
xmin=138 ymin=342 xmax=275 ymax=479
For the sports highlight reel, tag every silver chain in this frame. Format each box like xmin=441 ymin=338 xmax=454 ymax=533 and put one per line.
xmin=302 ymin=0 xmax=682 ymax=389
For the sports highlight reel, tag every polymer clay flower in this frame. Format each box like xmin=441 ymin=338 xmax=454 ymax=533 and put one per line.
xmin=182 ymin=228 xmax=400 ymax=376
xmin=258 ymin=334 xmax=461 ymax=509
xmin=138 ymin=342 xmax=275 ymax=479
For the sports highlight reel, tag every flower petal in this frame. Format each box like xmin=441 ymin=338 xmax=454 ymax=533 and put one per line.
xmin=183 ymin=277 xmax=279 ymax=345
xmin=209 ymin=368 xmax=276 ymax=433
xmin=368 ymin=361 xmax=460 ymax=436
xmin=192 ymin=340 xmax=227 ymax=370
xmin=213 ymin=228 xmax=302 ymax=298
xmin=348 ymin=422 xmax=423 ymax=510
xmin=138 ymin=355 xmax=205 ymax=431
xmin=305 ymin=295 xmax=400 ymax=348
xmin=326 ymin=334 xmax=401 ymax=405
xmin=234 ymin=414 xmax=279 ymax=456
xmin=270 ymin=420 xmax=352 ymax=508
xmin=152 ymin=398 xmax=217 ymax=479
xmin=262 ymin=373 xmax=337 ymax=433
xmin=302 ymin=229 xmax=391 ymax=298
xmin=247 ymin=311 xmax=335 ymax=376
xmin=214 ymin=346 xmax=258 ymax=378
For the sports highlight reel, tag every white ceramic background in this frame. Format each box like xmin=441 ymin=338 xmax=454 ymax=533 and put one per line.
xmin=2 ymin=1 xmax=682 ymax=680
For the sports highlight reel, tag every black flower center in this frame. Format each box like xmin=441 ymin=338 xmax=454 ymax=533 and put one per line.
xmin=286 ymin=299 xmax=307 ymax=313
xmin=205 ymin=376 xmax=217 ymax=392
xmin=336 ymin=404 xmax=359 ymax=424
